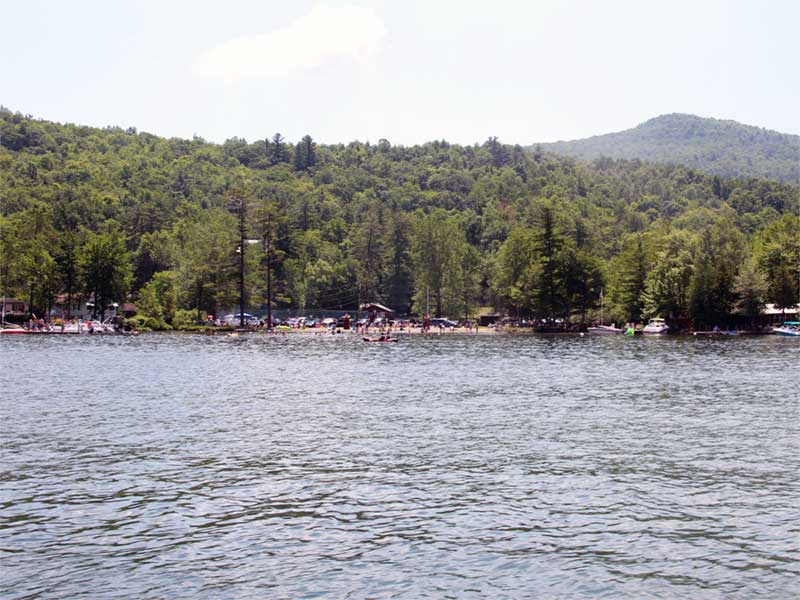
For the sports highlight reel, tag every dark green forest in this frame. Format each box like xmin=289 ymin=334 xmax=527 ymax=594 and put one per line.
xmin=538 ymin=113 xmax=800 ymax=185
xmin=1 ymin=108 xmax=798 ymax=329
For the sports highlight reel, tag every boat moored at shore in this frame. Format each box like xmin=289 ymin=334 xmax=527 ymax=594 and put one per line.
xmin=773 ymin=321 xmax=800 ymax=336
xmin=643 ymin=318 xmax=669 ymax=335
xmin=587 ymin=324 xmax=624 ymax=334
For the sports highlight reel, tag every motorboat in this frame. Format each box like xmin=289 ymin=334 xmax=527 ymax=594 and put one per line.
xmin=643 ymin=318 xmax=669 ymax=335
xmin=0 ymin=323 xmax=25 ymax=334
xmin=91 ymin=320 xmax=118 ymax=334
xmin=773 ymin=321 xmax=800 ymax=337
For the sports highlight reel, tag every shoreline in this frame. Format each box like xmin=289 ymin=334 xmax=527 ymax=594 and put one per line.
xmin=6 ymin=326 xmax=783 ymax=338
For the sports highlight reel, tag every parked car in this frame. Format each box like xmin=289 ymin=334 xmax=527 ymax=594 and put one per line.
xmin=223 ymin=313 xmax=259 ymax=325
xmin=430 ymin=318 xmax=459 ymax=328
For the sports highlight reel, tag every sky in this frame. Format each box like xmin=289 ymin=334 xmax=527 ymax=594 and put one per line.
xmin=1 ymin=0 xmax=798 ymax=146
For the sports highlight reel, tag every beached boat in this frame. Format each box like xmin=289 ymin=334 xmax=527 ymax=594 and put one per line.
xmin=643 ymin=318 xmax=669 ymax=335
xmin=588 ymin=290 xmax=623 ymax=334
xmin=587 ymin=324 xmax=623 ymax=335
xmin=773 ymin=321 xmax=800 ymax=336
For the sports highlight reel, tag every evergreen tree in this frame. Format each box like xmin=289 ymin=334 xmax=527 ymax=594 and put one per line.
xmin=382 ymin=213 xmax=414 ymax=314
xmin=294 ymin=135 xmax=316 ymax=171
xmin=689 ymin=244 xmax=717 ymax=328
xmin=642 ymin=231 xmax=694 ymax=318
xmin=532 ymin=203 xmax=566 ymax=320
xmin=613 ymin=235 xmax=649 ymax=323
xmin=733 ymin=256 xmax=768 ymax=318
xmin=562 ymin=248 xmax=604 ymax=322
xmin=352 ymin=203 xmax=385 ymax=306
xmin=55 ymin=230 xmax=83 ymax=318
xmin=269 ymin=133 xmax=289 ymax=165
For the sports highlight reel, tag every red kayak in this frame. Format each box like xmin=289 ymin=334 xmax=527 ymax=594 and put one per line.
xmin=363 ymin=337 xmax=398 ymax=342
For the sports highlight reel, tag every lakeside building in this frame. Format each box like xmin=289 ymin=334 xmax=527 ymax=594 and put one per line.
xmin=50 ymin=294 xmax=128 ymax=320
xmin=360 ymin=302 xmax=395 ymax=321
xmin=1 ymin=298 xmax=28 ymax=321
xmin=761 ymin=303 xmax=800 ymax=324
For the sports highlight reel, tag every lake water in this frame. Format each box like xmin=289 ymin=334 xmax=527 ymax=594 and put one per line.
xmin=1 ymin=333 xmax=798 ymax=598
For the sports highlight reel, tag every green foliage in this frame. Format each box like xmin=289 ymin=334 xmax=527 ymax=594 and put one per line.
xmin=493 ymin=227 xmax=538 ymax=316
xmin=493 ymin=203 xmax=604 ymax=321
xmin=734 ymin=257 xmax=768 ymax=317
xmin=126 ymin=314 xmax=165 ymax=332
xmin=754 ymin=214 xmax=800 ymax=309
xmin=608 ymin=234 xmax=651 ymax=323
xmin=0 ymin=108 xmax=798 ymax=326
xmin=173 ymin=308 xmax=203 ymax=328
xmin=410 ymin=210 xmax=472 ymax=317
xmin=642 ymin=230 xmax=694 ymax=318
xmin=688 ymin=218 xmax=743 ymax=328
xmin=79 ymin=229 xmax=132 ymax=319
xmin=137 ymin=271 xmax=177 ymax=328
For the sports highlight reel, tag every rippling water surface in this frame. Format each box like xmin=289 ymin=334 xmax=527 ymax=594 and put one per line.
xmin=1 ymin=333 xmax=798 ymax=598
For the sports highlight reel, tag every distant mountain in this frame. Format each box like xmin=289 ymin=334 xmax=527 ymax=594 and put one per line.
xmin=535 ymin=114 xmax=799 ymax=184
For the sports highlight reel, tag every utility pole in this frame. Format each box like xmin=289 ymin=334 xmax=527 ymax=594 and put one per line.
xmin=263 ymin=212 xmax=273 ymax=331
xmin=426 ymin=285 xmax=430 ymax=317
xmin=235 ymin=196 xmax=246 ymax=329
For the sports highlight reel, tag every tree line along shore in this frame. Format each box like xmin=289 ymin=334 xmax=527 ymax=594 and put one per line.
xmin=1 ymin=108 xmax=798 ymax=333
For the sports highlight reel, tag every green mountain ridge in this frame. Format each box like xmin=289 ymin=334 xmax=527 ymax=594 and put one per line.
xmin=536 ymin=114 xmax=800 ymax=184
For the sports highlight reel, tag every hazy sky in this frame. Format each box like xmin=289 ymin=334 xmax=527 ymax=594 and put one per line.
xmin=2 ymin=0 xmax=798 ymax=145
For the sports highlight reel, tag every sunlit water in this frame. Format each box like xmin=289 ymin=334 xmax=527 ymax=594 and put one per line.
xmin=1 ymin=333 xmax=798 ymax=599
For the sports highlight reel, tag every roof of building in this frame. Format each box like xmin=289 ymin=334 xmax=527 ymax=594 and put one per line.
xmin=764 ymin=303 xmax=799 ymax=315
xmin=360 ymin=302 xmax=394 ymax=313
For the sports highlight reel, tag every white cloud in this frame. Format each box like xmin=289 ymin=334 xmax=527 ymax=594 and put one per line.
xmin=192 ymin=3 xmax=385 ymax=83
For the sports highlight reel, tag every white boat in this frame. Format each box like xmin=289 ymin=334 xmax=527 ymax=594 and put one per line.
xmin=587 ymin=289 xmax=622 ymax=334
xmin=643 ymin=318 xmax=669 ymax=335
xmin=57 ymin=320 xmax=115 ymax=334
xmin=87 ymin=320 xmax=118 ymax=334
xmin=587 ymin=324 xmax=623 ymax=334
xmin=773 ymin=321 xmax=800 ymax=337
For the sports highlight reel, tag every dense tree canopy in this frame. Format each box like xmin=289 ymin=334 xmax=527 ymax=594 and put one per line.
xmin=1 ymin=108 xmax=798 ymax=327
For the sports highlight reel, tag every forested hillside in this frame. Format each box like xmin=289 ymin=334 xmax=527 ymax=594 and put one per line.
xmin=1 ymin=108 xmax=798 ymax=329
xmin=537 ymin=114 xmax=800 ymax=184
